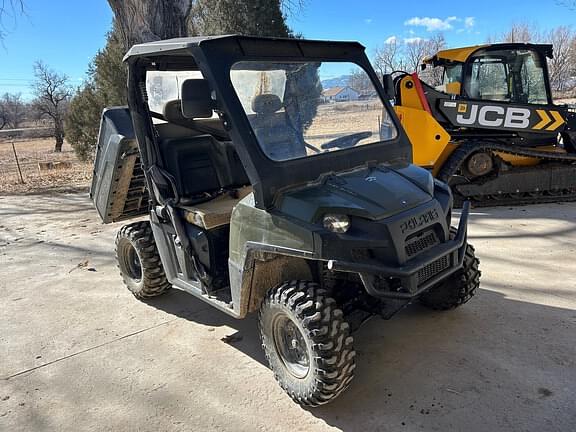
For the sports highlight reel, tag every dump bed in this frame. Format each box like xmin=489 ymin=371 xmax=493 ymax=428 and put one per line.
xmin=90 ymin=107 xmax=148 ymax=224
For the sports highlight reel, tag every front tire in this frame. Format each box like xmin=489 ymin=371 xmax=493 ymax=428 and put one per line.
xmin=420 ymin=242 xmax=480 ymax=310
xmin=115 ymin=221 xmax=170 ymax=299
xmin=259 ymin=281 xmax=356 ymax=406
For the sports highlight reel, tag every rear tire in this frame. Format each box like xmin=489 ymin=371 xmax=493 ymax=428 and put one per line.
xmin=259 ymin=280 xmax=356 ymax=406
xmin=115 ymin=221 xmax=170 ymax=299
xmin=420 ymin=241 xmax=480 ymax=311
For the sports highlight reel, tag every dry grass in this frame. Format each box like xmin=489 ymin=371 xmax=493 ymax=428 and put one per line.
xmin=0 ymin=101 xmax=383 ymax=195
xmin=0 ymin=138 xmax=92 ymax=195
xmin=305 ymin=100 xmax=385 ymax=150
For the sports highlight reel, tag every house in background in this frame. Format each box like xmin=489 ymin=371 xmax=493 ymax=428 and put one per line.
xmin=321 ymin=86 xmax=360 ymax=103
xmin=358 ymin=89 xmax=378 ymax=100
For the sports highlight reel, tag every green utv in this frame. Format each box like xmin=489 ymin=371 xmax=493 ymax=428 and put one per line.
xmin=90 ymin=35 xmax=481 ymax=406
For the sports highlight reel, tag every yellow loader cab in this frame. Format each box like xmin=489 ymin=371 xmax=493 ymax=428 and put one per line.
xmin=391 ymin=43 xmax=576 ymax=206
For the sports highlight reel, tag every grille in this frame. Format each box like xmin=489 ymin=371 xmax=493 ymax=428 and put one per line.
xmin=351 ymin=248 xmax=372 ymax=262
xmin=418 ymin=255 xmax=450 ymax=285
xmin=405 ymin=229 xmax=439 ymax=258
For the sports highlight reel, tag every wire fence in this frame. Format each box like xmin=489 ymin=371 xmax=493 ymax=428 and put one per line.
xmin=0 ymin=137 xmax=92 ymax=194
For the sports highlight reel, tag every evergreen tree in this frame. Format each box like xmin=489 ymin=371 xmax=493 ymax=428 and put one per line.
xmin=67 ymin=1 xmax=314 ymax=160
xmin=65 ymin=26 xmax=127 ymax=160
xmin=189 ymin=0 xmax=290 ymax=37
xmin=188 ymin=1 xmax=320 ymax=132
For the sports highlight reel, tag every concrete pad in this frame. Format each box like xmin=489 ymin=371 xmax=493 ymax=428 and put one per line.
xmin=1 ymin=193 xmax=574 ymax=431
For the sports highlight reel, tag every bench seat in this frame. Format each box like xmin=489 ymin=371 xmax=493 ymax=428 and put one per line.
xmin=181 ymin=186 xmax=253 ymax=230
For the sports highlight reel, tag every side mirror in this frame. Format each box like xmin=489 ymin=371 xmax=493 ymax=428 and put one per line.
xmin=181 ymin=79 xmax=214 ymax=119
xmin=382 ymin=74 xmax=395 ymax=100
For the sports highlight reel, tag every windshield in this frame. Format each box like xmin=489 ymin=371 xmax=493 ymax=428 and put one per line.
xmin=466 ymin=49 xmax=549 ymax=104
xmin=230 ymin=61 xmax=397 ymax=162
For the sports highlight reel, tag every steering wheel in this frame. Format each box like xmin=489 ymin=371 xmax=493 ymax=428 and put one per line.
xmin=320 ymin=131 xmax=372 ymax=150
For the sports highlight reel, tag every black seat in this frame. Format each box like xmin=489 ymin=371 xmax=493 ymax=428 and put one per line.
xmin=159 ymin=78 xmax=250 ymax=203
xmin=220 ymin=141 xmax=250 ymax=186
xmin=249 ymin=94 xmax=307 ymax=161
xmin=160 ymin=136 xmax=250 ymax=200
xmin=161 ymin=136 xmax=223 ymax=200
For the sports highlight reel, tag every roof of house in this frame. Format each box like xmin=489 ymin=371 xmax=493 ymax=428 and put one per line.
xmin=322 ymin=86 xmax=352 ymax=97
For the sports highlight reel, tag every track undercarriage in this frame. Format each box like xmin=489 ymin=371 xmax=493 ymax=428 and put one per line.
xmin=438 ymin=141 xmax=576 ymax=207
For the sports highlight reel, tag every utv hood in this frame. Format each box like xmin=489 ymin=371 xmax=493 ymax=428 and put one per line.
xmin=277 ymin=164 xmax=434 ymax=223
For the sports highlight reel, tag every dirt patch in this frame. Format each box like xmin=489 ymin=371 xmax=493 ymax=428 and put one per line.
xmin=0 ymin=138 xmax=92 ymax=195
xmin=304 ymin=100 xmax=384 ymax=151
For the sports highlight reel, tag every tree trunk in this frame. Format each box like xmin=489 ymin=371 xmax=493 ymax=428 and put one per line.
xmin=107 ymin=0 xmax=193 ymax=50
xmin=54 ymin=119 xmax=64 ymax=152
xmin=54 ymin=137 xmax=63 ymax=152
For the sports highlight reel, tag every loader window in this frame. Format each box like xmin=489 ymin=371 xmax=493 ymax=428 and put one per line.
xmin=468 ymin=59 xmax=509 ymax=101
xmin=444 ymin=64 xmax=463 ymax=84
xmin=519 ymin=53 xmax=548 ymax=104
xmin=466 ymin=49 xmax=549 ymax=105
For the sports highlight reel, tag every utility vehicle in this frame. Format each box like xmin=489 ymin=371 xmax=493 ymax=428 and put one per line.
xmin=90 ymin=35 xmax=481 ymax=406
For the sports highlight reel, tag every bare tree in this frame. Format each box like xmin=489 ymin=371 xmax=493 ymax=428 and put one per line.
xmin=107 ymin=0 xmax=193 ymax=50
xmin=0 ymin=92 xmax=26 ymax=129
xmin=405 ymin=38 xmax=431 ymax=73
xmin=419 ymin=33 xmax=447 ymax=86
xmin=545 ymin=26 xmax=576 ymax=93
xmin=32 ymin=61 xmax=71 ymax=152
xmin=502 ymin=22 xmax=541 ymax=43
xmin=348 ymin=68 xmax=372 ymax=92
xmin=0 ymin=100 xmax=7 ymax=129
xmin=556 ymin=0 xmax=576 ymax=10
xmin=0 ymin=0 xmax=24 ymax=40
xmin=373 ymin=37 xmax=405 ymax=75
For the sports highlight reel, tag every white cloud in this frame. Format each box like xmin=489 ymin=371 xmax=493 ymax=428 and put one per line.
xmin=384 ymin=35 xmax=398 ymax=44
xmin=464 ymin=17 xmax=475 ymax=29
xmin=404 ymin=37 xmax=428 ymax=44
xmin=364 ymin=18 xmax=373 ymax=24
xmin=404 ymin=16 xmax=457 ymax=31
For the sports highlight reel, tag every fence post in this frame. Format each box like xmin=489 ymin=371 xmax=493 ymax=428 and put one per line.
xmin=11 ymin=140 xmax=25 ymax=184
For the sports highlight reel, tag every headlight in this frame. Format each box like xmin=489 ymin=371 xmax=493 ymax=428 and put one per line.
xmin=323 ymin=214 xmax=350 ymax=233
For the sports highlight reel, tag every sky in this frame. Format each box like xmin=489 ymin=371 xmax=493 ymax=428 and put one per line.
xmin=0 ymin=0 xmax=574 ymax=99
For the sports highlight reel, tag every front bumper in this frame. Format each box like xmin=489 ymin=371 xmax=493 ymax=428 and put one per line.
xmin=327 ymin=202 xmax=470 ymax=299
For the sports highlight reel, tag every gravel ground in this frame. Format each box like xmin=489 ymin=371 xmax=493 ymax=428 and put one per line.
xmin=0 ymin=192 xmax=575 ymax=432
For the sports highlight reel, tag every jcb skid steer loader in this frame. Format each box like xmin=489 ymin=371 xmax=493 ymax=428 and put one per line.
xmin=390 ymin=43 xmax=576 ymax=206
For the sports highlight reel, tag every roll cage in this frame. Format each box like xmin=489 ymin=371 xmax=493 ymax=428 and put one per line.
xmin=123 ymin=35 xmax=411 ymax=210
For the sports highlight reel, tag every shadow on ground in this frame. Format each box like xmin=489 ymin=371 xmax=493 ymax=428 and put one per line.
xmin=144 ymin=284 xmax=576 ymax=431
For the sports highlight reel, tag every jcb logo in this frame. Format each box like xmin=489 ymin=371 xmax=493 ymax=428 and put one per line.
xmin=456 ymin=103 xmax=531 ymax=129
xmin=441 ymin=100 xmax=566 ymax=132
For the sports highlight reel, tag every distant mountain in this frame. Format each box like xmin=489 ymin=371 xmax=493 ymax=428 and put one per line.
xmin=321 ymin=75 xmax=352 ymax=89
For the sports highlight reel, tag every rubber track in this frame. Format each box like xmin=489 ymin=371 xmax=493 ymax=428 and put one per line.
xmin=115 ymin=221 xmax=171 ymax=298
xmin=438 ymin=140 xmax=576 ymax=207
xmin=260 ymin=281 xmax=356 ymax=406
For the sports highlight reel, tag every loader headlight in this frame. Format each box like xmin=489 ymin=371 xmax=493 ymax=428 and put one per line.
xmin=323 ymin=214 xmax=350 ymax=233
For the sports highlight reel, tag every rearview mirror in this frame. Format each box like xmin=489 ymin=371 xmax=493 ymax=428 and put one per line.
xmin=382 ymin=74 xmax=395 ymax=100
xmin=181 ymin=79 xmax=214 ymax=119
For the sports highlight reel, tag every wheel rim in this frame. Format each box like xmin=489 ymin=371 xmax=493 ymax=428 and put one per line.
xmin=119 ymin=241 xmax=142 ymax=282
xmin=466 ymin=152 xmax=494 ymax=178
xmin=272 ymin=314 xmax=310 ymax=379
